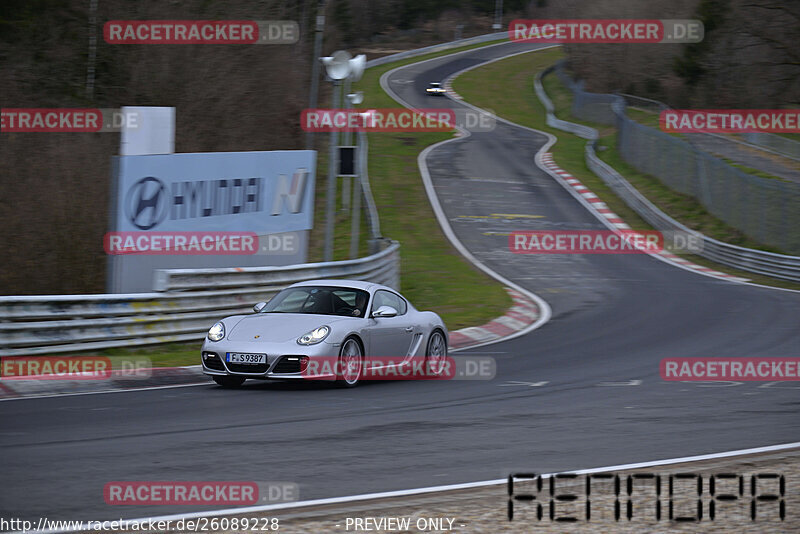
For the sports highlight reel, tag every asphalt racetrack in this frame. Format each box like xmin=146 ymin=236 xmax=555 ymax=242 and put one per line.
xmin=1 ymin=40 xmax=798 ymax=524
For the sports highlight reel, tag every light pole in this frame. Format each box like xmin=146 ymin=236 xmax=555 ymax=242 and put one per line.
xmin=320 ymin=50 xmax=350 ymax=261
xmin=493 ymin=0 xmax=503 ymax=31
xmin=320 ymin=51 xmax=365 ymax=261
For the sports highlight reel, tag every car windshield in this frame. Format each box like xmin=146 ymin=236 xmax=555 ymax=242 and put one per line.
xmin=262 ymin=286 xmax=370 ymax=317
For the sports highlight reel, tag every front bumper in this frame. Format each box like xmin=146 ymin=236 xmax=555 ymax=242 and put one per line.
xmin=201 ymin=339 xmax=338 ymax=380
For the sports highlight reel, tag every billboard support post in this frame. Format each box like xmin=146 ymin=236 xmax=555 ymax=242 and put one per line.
xmin=344 ymin=90 xmax=364 ymax=260
xmin=350 ymin=143 xmax=362 ymax=259
xmin=341 ymin=77 xmax=352 ymax=212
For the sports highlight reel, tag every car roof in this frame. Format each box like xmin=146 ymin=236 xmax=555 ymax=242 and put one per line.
xmin=429 ymin=82 xmax=441 ymax=85
xmin=288 ymin=279 xmax=397 ymax=294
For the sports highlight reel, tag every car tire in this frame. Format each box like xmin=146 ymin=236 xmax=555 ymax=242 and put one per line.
xmin=336 ymin=337 xmax=363 ymax=388
xmin=425 ymin=330 xmax=448 ymax=376
xmin=213 ymin=375 xmax=246 ymax=388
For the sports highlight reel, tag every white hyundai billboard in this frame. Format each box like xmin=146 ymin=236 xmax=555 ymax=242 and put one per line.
xmin=107 ymin=150 xmax=316 ymax=293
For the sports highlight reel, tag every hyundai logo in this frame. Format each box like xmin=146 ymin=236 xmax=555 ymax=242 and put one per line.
xmin=125 ymin=176 xmax=168 ymax=230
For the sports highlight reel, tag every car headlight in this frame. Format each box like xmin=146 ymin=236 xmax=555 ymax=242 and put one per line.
xmin=207 ymin=322 xmax=225 ymax=342
xmin=297 ymin=325 xmax=330 ymax=345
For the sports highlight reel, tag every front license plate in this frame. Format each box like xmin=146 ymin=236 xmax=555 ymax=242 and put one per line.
xmin=227 ymin=353 xmax=267 ymax=364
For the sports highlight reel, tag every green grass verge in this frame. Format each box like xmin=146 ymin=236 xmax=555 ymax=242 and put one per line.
xmin=775 ymin=132 xmax=800 ymax=142
xmin=94 ymin=343 xmax=202 ymax=368
xmin=453 ymin=48 xmax=800 ymax=291
xmin=718 ymin=157 xmax=792 ymax=183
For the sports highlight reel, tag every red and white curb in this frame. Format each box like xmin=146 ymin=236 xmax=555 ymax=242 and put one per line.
xmin=539 ymin=152 xmax=750 ymax=283
xmin=449 ymin=288 xmax=540 ymax=349
xmin=443 ymin=79 xmax=461 ymax=100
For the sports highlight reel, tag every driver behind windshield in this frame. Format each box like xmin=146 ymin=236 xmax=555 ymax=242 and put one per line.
xmin=263 ymin=286 xmax=370 ymax=317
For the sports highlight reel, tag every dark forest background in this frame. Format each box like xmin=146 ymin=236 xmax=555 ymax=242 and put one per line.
xmin=1 ymin=0 xmax=796 ymax=294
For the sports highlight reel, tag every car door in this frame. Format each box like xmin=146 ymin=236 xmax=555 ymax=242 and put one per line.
xmin=367 ymin=290 xmax=418 ymax=364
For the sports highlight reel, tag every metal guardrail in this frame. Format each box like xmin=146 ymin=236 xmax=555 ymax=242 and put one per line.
xmin=0 ymin=241 xmax=400 ymax=356
xmin=153 ymin=239 xmax=399 ymax=292
xmin=357 ymin=130 xmax=383 ymax=251
xmin=618 ymin=93 xmax=669 ymax=113
xmin=742 ymin=132 xmax=800 ymax=162
xmin=537 ymin=64 xmax=800 ymax=283
xmin=535 ymin=69 xmax=595 ymax=141
xmin=365 ymin=32 xmax=507 ymax=69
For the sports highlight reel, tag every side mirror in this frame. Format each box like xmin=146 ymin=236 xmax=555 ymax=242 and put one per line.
xmin=253 ymin=302 xmax=267 ymax=313
xmin=372 ymin=305 xmax=398 ymax=318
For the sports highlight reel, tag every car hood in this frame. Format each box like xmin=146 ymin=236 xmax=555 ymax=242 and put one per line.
xmin=226 ymin=313 xmax=352 ymax=343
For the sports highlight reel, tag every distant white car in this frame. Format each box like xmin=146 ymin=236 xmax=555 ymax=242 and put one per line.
xmin=426 ymin=82 xmax=446 ymax=96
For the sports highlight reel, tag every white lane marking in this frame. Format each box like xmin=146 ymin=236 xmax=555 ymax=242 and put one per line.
xmin=759 ymin=381 xmax=800 ymax=389
xmin=31 ymin=441 xmax=800 ymax=534
xmin=690 ymin=381 xmax=743 ymax=388
xmin=0 ymin=381 xmax=210 ymax=402
xmin=597 ymin=379 xmax=642 ymax=386
xmin=498 ymin=380 xmax=549 ymax=387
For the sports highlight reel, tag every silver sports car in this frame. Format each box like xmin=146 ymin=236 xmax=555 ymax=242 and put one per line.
xmin=201 ymin=279 xmax=449 ymax=388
